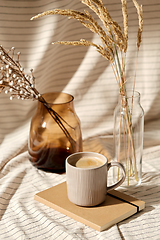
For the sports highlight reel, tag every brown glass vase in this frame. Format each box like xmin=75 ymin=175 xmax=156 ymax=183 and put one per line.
xmin=28 ymin=92 xmax=83 ymax=172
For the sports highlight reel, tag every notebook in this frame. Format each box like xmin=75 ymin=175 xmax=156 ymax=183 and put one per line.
xmin=34 ymin=181 xmax=145 ymax=232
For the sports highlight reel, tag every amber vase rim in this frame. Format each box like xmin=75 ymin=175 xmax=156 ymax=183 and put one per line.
xmin=42 ymin=92 xmax=74 ymax=105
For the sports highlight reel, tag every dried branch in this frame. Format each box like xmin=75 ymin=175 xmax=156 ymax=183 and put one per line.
xmin=0 ymin=46 xmax=40 ymax=101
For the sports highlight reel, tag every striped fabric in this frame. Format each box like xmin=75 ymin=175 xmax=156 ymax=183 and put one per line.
xmin=0 ymin=0 xmax=160 ymax=239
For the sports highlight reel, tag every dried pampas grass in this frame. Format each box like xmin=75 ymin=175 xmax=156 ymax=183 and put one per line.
xmin=31 ymin=0 xmax=143 ymax=96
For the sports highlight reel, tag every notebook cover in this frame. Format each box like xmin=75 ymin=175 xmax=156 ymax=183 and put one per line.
xmin=34 ymin=181 xmax=145 ymax=232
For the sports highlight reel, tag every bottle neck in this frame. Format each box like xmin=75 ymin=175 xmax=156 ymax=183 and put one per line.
xmin=119 ymin=91 xmax=140 ymax=107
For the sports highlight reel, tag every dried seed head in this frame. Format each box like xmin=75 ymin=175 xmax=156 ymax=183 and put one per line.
xmin=30 ymin=0 xmax=143 ymax=95
xmin=0 ymin=46 xmax=41 ymax=101
xmin=132 ymin=0 xmax=143 ymax=49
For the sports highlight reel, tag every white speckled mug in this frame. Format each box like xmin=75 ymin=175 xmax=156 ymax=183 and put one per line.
xmin=66 ymin=152 xmax=126 ymax=207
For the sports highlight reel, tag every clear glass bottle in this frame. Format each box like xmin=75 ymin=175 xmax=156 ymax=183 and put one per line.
xmin=28 ymin=92 xmax=82 ymax=172
xmin=113 ymin=91 xmax=144 ymax=187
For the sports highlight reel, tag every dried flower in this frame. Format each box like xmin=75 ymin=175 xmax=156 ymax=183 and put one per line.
xmin=31 ymin=0 xmax=143 ymax=96
xmin=132 ymin=0 xmax=143 ymax=49
xmin=0 ymin=46 xmax=40 ymax=101
xmin=121 ymin=0 xmax=128 ymax=52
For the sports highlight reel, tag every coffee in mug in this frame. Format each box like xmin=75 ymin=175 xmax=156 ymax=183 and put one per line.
xmin=66 ymin=152 xmax=126 ymax=207
xmin=73 ymin=156 xmax=103 ymax=168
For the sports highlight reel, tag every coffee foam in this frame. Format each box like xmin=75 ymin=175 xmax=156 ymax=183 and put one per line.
xmin=75 ymin=156 xmax=103 ymax=168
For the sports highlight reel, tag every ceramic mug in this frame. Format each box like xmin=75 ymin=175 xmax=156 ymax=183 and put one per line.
xmin=66 ymin=152 xmax=126 ymax=206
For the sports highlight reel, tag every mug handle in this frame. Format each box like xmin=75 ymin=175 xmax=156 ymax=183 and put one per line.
xmin=107 ymin=162 xmax=126 ymax=191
